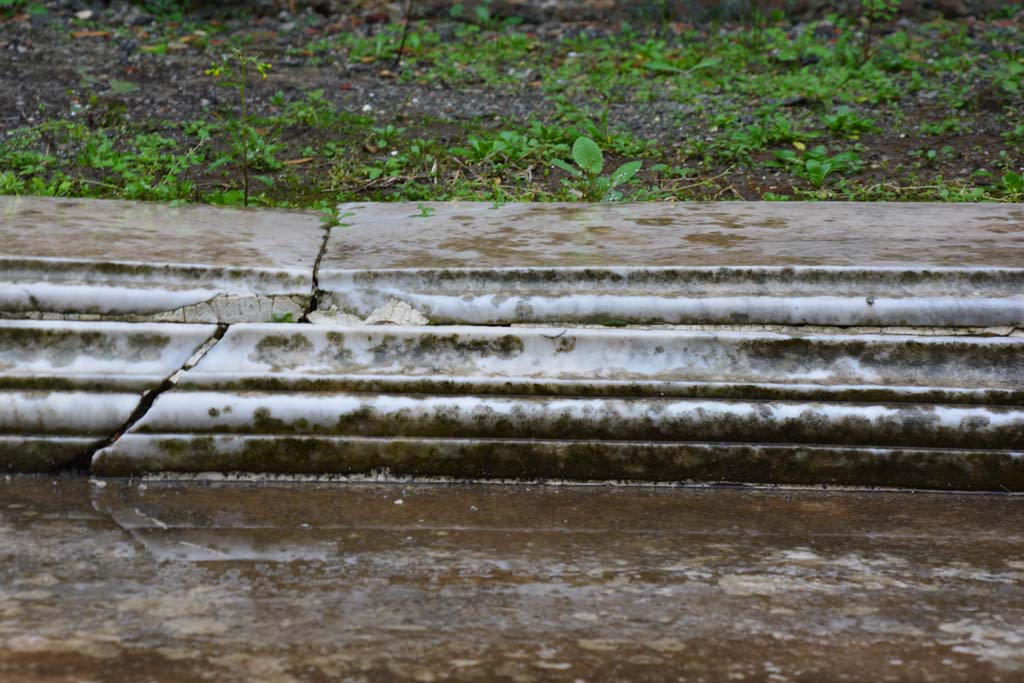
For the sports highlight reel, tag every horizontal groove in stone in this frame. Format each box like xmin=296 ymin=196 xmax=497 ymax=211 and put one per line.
xmin=174 ymin=374 xmax=1024 ymax=407
xmin=335 ymin=293 xmax=1024 ymax=328
xmin=0 ymin=257 xmax=311 ymax=290
xmin=0 ymin=267 xmax=309 ymax=323
xmin=119 ymin=391 xmax=1024 ymax=450
xmin=0 ymin=320 xmax=218 ymax=389
xmin=91 ymin=434 xmax=1024 ymax=491
xmin=325 ymin=265 xmax=1024 ymax=295
xmin=0 ymin=391 xmax=144 ymax=435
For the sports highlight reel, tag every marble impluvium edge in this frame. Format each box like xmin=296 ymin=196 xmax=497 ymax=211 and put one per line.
xmin=91 ymin=434 xmax=1024 ymax=491
xmin=177 ymin=324 xmax=1024 ymax=396
xmin=315 ymin=201 xmax=1024 ymax=327
xmin=321 ymin=201 xmax=1024 ymax=269
xmin=90 ymin=323 xmax=1024 ymax=489
xmin=5 ymin=199 xmax=1024 ymax=485
xmin=0 ymin=319 xmax=218 ymax=472
xmin=317 ymin=269 xmax=1024 ymax=327
xmin=5 ymin=198 xmax=1024 ymax=326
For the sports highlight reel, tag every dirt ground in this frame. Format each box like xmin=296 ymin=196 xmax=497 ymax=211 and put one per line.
xmin=1 ymin=1 xmax=1022 ymax=204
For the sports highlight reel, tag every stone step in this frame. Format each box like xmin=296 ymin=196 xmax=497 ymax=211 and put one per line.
xmin=317 ymin=202 xmax=1024 ymax=327
xmin=0 ymin=320 xmax=217 ymax=471
xmin=0 ymin=196 xmax=323 ymax=323
xmin=5 ymin=198 xmax=1023 ymax=489
xmin=91 ymin=324 xmax=1024 ymax=489
xmin=5 ymin=198 xmax=1022 ymax=328
xmin=149 ymin=324 xmax=1024 ymax=404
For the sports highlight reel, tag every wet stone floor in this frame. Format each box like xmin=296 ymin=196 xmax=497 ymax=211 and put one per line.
xmin=1 ymin=477 xmax=1022 ymax=683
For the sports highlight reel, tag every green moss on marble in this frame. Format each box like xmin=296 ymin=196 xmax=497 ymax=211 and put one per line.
xmin=93 ymin=437 xmax=1024 ymax=491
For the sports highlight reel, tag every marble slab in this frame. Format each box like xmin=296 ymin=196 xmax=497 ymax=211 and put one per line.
xmin=92 ymin=323 xmax=1024 ymax=489
xmin=317 ymin=202 xmax=1024 ymax=327
xmin=0 ymin=197 xmax=324 ymax=322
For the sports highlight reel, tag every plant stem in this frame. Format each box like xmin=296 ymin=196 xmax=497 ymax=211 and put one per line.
xmin=240 ymin=59 xmax=249 ymax=207
xmin=393 ymin=0 xmax=415 ymax=70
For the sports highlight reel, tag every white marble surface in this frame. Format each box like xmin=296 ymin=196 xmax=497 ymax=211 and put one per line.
xmin=1 ymin=196 xmax=323 ymax=269
xmin=317 ymin=202 xmax=1024 ymax=326
xmin=322 ymin=202 xmax=1024 ymax=268
xmin=182 ymin=324 xmax=1023 ymax=391
xmin=0 ymin=197 xmax=321 ymax=321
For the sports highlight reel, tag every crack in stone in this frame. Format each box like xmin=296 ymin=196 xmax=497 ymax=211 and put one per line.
xmin=300 ymin=222 xmax=334 ymax=324
xmin=61 ymin=324 xmax=230 ymax=474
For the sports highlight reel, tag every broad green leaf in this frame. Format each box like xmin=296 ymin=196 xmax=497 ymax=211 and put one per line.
xmin=1003 ymin=171 xmax=1024 ymax=193
xmin=572 ymin=136 xmax=603 ymax=175
xmin=588 ymin=176 xmax=611 ymax=201
xmin=609 ymin=160 xmax=642 ymax=187
xmin=551 ymin=158 xmax=582 ymax=177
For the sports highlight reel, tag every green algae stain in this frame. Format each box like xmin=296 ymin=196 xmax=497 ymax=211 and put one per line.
xmin=251 ymin=333 xmax=315 ymax=370
xmin=368 ymin=333 xmax=525 ymax=366
xmin=0 ymin=328 xmax=171 ymax=367
xmin=553 ymin=335 xmax=577 ymax=354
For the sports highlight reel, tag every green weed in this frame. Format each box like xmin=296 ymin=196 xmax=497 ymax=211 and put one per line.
xmin=771 ymin=145 xmax=863 ymax=188
xmin=205 ymin=49 xmax=274 ymax=206
xmin=551 ymin=136 xmax=642 ymax=201
xmin=823 ymin=106 xmax=879 ymax=137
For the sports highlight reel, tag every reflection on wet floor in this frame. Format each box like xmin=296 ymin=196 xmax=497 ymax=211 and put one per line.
xmin=1 ymin=476 xmax=1023 ymax=682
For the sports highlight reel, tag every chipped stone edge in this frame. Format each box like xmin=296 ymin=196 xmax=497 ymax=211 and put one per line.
xmin=1 ymin=293 xmax=309 ymax=324
xmin=308 ymin=299 xmax=430 ymax=327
